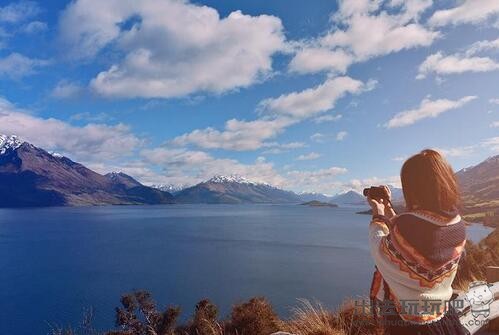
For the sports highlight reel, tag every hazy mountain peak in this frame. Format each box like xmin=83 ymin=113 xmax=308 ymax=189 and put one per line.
xmin=151 ymin=183 xmax=188 ymax=194
xmin=0 ymin=134 xmax=24 ymax=155
xmin=207 ymin=174 xmax=268 ymax=186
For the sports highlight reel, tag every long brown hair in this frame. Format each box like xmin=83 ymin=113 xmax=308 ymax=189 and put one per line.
xmin=401 ymin=149 xmax=460 ymax=212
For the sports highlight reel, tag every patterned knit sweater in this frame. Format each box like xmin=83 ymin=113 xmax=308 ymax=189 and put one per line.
xmin=369 ymin=210 xmax=466 ymax=324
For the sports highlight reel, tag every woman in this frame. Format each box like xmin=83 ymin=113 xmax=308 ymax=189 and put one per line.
xmin=368 ymin=149 xmax=467 ymax=335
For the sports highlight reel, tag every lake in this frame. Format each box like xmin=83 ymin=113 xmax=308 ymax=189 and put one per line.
xmin=0 ymin=204 xmax=492 ymax=335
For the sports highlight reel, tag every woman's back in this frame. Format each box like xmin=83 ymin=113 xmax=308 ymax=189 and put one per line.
xmin=367 ymin=150 xmax=468 ymax=334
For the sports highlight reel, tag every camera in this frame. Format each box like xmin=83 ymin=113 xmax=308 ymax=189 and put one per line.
xmin=363 ymin=186 xmax=389 ymax=200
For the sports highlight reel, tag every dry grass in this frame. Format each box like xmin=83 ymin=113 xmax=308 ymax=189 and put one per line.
xmin=282 ymin=298 xmax=380 ymax=335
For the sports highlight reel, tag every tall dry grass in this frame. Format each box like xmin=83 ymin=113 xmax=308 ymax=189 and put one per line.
xmin=282 ymin=298 xmax=380 ymax=335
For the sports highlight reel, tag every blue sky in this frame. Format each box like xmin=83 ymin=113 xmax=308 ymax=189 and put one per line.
xmin=0 ymin=0 xmax=498 ymax=194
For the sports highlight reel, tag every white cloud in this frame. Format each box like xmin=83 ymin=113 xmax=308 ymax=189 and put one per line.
xmin=343 ymin=175 xmax=401 ymax=193
xmin=429 ymin=0 xmax=499 ymax=27
xmin=0 ymin=1 xmax=40 ymax=23
xmin=174 ymin=76 xmax=371 ymax=151
xmin=482 ymin=137 xmax=499 ymax=153
xmin=310 ymin=133 xmax=325 ymax=143
xmin=259 ymin=76 xmax=367 ymax=120
xmin=436 ymin=146 xmax=475 ymax=158
xmin=386 ymin=96 xmax=477 ymax=128
xmin=51 ymin=80 xmax=83 ymax=99
xmin=172 ymin=117 xmax=294 ymax=151
xmin=288 ymin=48 xmax=353 ymax=74
xmin=465 ymin=38 xmax=499 ymax=56
xmin=22 ymin=20 xmax=48 ymax=34
xmin=336 ymin=131 xmax=348 ymax=141
xmin=0 ymin=53 xmax=50 ymax=79
xmin=296 ymin=152 xmax=321 ymax=161
xmin=313 ymin=114 xmax=342 ymax=124
xmin=262 ymin=141 xmax=306 ymax=154
xmin=289 ymin=0 xmax=438 ymax=75
xmin=141 ymin=147 xmax=286 ymax=186
xmin=59 ymin=0 xmax=286 ymax=98
xmin=286 ymin=166 xmax=348 ymax=192
xmin=491 ymin=121 xmax=499 ymax=128
xmin=0 ymin=97 xmax=142 ymax=162
xmin=490 ymin=98 xmax=499 ymax=105
xmin=417 ymin=52 xmax=499 ymax=79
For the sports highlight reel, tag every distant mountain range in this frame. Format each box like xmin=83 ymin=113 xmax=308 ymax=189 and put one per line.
xmin=0 ymin=135 xmax=173 ymax=207
xmin=330 ymin=190 xmax=366 ymax=205
xmin=150 ymin=183 xmax=187 ymax=195
xmin=2 ymin=134 xmax=496 ymax=212
xmin=174 ymin=175 xmax=302 ymax=204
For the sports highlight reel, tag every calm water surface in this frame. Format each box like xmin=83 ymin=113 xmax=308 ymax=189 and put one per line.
xmin=0 ymin=205 xmax=492 ymax=335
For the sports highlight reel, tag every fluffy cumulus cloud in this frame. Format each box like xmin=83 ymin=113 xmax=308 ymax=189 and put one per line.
xmin=173 ymin=76 xmax=371 ymax=151
xmin=417 ymin=52 xmax=499 ymax=79
xmin=172 ymin=117 xmax=294 ymax=151
xmin=141 ymin=147 xmax=287 ymax=186
xmin=429 ymin=0 xmax=499 ymax=27
xmin=137 ymin=145 xmax=352 ymax=192
xmin=259 ymin=76 xmax=368 ymax=120
xmin=285 ymin=166 xmax=348 ymax=193
xmin=288 ymin=48 xmax=353 ymax=74
xmin=0 ymin=97 xmax=143 ymax=161
xmin=0 ymin=53 xmax=50 ymax=79
xmin=289 ymin=0 xmax=438 ymax=75
xmin=386 ymin=96 xmax=476 ymax=128
xmin=59 ymin=0 xmax=286 ymax=98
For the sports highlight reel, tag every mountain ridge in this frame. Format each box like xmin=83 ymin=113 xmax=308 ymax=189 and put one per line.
xmin=0 ymin=135 xmax=174 ymax=207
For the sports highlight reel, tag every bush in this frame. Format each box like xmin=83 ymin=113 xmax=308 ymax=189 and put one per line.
xmin=107 ymin=291 xmax=180 ymax=335
xmin=226 ymin=297 xmax=280 ymax=335
xmin=186 ymin=299 xmax=222 ymax=335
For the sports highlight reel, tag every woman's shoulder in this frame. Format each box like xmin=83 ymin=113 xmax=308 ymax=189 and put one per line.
xmin=394 ymin=209 xmax=463 ymax=227
xmin=391 ymin=210 xmax=466 ymax=257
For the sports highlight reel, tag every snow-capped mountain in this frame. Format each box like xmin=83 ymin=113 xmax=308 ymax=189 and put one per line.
xmin=174 ymin=174 xmax=301 ymax=204
xmin=0 ymin=134 xmax=24 ymax=155
xmin=0 ymin=135 xmax=173 ymax=207
xmin=207 ymin=174 xmax=271 ymax=186
xmin=151 ymin=183 xmax=188 ymax=195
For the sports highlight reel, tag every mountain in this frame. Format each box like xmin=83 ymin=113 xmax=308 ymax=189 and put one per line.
xmin=174 ymin=175 xmax=302 ymax=204
xmin=0 ymin=135 xmax=174 ymax=207
xmin=389 ymin=186 xmax=404 ymax=203
xmin=330 ymin=190 xmax=366 ymax=205
xmin=104 ymin=172 xmax=174 ymax=205
xmin=151 ymin=183 xmax=187 ymax=195
xmin=456 ymin=155 xmax=499 ymax=225
xmin=298 ymin=192 xmax=335 ymax=203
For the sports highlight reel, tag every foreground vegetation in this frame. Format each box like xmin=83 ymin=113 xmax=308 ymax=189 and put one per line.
xmin=51 ymin=294 xmax=378 ymax=335
xmin=52 ymin=229 xmax=498 ymax=335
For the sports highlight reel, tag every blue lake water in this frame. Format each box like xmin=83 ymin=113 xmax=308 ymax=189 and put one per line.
xmin=0 ymin=204 xmax=492 ymax=335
